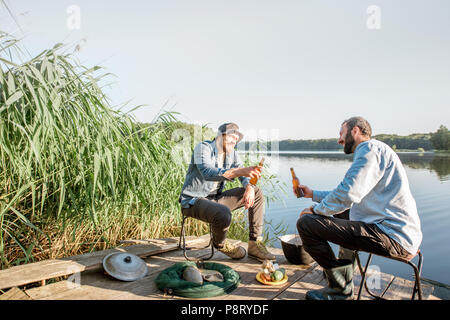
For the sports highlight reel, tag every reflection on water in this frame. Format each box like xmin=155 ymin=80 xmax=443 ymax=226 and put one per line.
xmin=258 ymin=151 xmax=450 ymax=285
xmin=277 ymin=152 xmax=450 ymax=182
xmin=401 ymin=154 xmax=450 ymax=181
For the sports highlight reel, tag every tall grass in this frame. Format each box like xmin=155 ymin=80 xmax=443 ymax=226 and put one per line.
xmin=0 ymin=32 xmax=285 ymax=269
xmin=0 ymin=32 xmax=210 ymax=268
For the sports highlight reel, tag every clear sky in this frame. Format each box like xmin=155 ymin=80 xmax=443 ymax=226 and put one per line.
xmin=1 ymin=0 xmax=449 ymax=140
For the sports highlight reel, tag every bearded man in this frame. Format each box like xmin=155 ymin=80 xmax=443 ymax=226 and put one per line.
xmin=295 ymin=116 xmax=423 ymax=300
xmin=179 ymin=123 xmax=276 ymax=261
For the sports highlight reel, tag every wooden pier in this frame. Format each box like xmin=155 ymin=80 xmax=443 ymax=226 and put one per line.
xmin=0 ymin=235 xmax=445 ymax=300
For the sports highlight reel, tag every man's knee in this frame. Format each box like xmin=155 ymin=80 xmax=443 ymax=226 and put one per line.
xmin=253 ymin=186 xmax=264 ymax=198
xmin=213 ymin=206 xmax=232 ymax=228
xmin=297 ymin=214 xmax=318 ymax=236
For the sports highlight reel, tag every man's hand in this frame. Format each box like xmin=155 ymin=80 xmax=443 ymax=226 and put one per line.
xmin=224 ymin=166 xmax=261 ymax=180
xmin=293 ymin=184 xmax=313 ymax=199
xmin=241 ymin=166 xmax=261 ymax=180
xmin=243 ymin=185 xmax=256 ymax=209
xmin=300 ymin=207 xmax=314 ymax=217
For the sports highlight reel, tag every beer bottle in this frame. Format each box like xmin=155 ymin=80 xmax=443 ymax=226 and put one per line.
xmin=250 ymin=158 xmax=265 ymax=185
xmin=290 ymin=168 xmax=304 ymax=198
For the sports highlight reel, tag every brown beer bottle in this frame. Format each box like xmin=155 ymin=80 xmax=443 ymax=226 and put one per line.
xmin=290 ymin=168 xmax=304 ymax=198
xmin=250 ymin=158 xmax=265 ymax=185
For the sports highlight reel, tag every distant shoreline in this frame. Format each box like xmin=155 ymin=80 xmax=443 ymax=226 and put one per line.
xmin=238 ymin=133 xmax=437 ymax=152
xmin=238 ymin=150 xmax=436 ymax=154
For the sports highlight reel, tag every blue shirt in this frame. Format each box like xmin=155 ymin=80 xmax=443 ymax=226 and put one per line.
xmin=311 ymin=139 xmax=423 ymax=255
xmin=179 ymin=140 xmax=250 ymax=208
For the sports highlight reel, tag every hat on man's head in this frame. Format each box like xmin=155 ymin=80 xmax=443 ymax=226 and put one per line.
xmin=217 ymin=123 xmax=244 ymax=143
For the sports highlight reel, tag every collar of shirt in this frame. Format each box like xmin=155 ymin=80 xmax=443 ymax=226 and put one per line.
xmin=212 ymin=139 xmax=231 ymax=167
xmin=354 ymin=139 xmax=371 ymax=154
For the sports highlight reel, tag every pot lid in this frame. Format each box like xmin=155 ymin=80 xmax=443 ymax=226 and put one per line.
xmin=102 ymin=252 xmax=148 ymax=281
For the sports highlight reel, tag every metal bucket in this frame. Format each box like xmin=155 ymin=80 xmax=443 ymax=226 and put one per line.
xmin=278 ymin=234 xmax=314 ymax=265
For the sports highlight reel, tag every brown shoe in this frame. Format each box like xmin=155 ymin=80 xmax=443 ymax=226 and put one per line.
xmin=248 ymin=239 xmax=276 ymax=262
xmin=218 ymin=241 xmax=247 ymax=260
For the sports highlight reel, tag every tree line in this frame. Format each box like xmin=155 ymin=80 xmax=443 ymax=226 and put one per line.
xmin=238 ymin=125 xmax=450 ymax=152
xmin=430 ymin=125 xmax=450 ymax=151
xmin=134 ymin=121 xmax=449 ymax=152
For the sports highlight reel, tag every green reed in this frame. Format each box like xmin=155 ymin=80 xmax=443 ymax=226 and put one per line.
xmin=0 ymin=32 xmax=285 ymax=268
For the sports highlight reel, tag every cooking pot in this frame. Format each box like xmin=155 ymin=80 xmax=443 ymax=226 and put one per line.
xmin=278 ymin=234 xmax=314 ymax=265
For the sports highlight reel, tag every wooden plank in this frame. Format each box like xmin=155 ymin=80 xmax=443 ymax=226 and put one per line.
xmin=0 ymin=235 xmax=209 ymax=290
xmin=22 ymin=239 xmax=448 ymax=301
xmin=26 ymin=280 xmax=81 ymax=300
xmin=420 ymin=277 xmax=449 ymax=300
xmin=26 ymin=238 xmax=212 ymax=300
xmin=427 ymin=293 xmax=441 ymax=300
xmin=25 ymin=269 xmax=104 ymax=300
xmin=274 ymin=265 xmax=327 ymax=300
xmin=113 ymin=240 xmax=246 ymax=300
xmin=275 ymin=265 xmax=395 ymax=300
xmin=114 ymin=245 xmax=316 ymax=301
xmin=0 ymin=287 xmax=32 ymax=300
xmin=203 ymin=247 xmax=316 ymax=300
xmin=27 ymin=241 xmax=314 ymax=300
xmin=381 ymin=276 xmax=434 ymax=300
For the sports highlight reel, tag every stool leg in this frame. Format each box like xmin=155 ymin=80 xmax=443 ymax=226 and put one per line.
xmin=179 ymin=215 xmax=215 ymax=261
xmin=178 ymin=216 xmax=186 ymax=250
xmin=418 ymin=251 xmax=423 ymax=274
xmin=203 ymin=224 xmax=215 ymax=261
xmin=357 ymin=253 xmax=373 ymax=300
xmin=411 ymin=251 xmax=423 ymax=300
xmin=356 ymin=250 xmax=424 ymax=300
xmin=356 ymin=252 xmax=363 ymax=300
xmin=410 ymin=263 xmax=422 ymax=300
xmin=180 ymin=216 xmax=193 ymax=261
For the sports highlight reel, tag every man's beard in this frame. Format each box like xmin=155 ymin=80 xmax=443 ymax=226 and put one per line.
xmin=225 ymin=145 xmax=235 ymax=154
xmin=222 ymin=142 xmax=235 ymax=154
xmin=343 ymin=131 xmax=356 ymax=154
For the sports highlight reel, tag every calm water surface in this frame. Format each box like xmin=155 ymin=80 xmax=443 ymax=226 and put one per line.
xmin=253 ymin=152 xmax=450 ymax=285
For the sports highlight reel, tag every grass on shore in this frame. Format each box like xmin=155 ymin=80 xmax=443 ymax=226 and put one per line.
xmin=0 ymin=32 xmax=285 ymax=269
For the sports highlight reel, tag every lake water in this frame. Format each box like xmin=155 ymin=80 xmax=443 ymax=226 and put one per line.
xmin=252 ymin=151 xmax=450 ymax=286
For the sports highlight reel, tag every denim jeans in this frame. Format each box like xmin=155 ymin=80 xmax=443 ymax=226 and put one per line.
xmin=181 ymin=186 xmax=265 ymax=248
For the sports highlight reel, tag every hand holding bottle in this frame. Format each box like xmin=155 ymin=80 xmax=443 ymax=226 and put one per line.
xmin=290 ymin=168 xmax=304 ymax=198
xmin=224 ymin=166 xmax=261 ymax=180
xmin=250 ymin=158 xmax=265 ymax=185
xmin=292 ymin=184 xmax=313 ymax=199
xmin=290 ymin=168 xmax=314 ymax=198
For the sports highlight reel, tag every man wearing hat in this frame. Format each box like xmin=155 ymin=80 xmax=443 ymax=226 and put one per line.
xmin=179 ymin=123 xmax=276 ymax=261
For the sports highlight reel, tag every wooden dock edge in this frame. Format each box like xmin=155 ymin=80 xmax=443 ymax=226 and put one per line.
xmin=0 ymin=239 xmax=448 ymax=300
xmin=0 ymin=234 xmax=210 ymax=291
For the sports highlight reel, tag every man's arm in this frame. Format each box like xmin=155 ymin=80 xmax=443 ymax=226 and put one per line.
xmin=193 ymin=142 xmax=259 ymax=182
xmin=312 ymin=190 xmax=332 ymax=203
xmin=312 ymin=145 xmax=384 ymax=216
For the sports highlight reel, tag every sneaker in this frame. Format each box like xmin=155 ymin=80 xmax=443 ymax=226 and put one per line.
xmin=248 ymin=238 xmax=276 ymax=262
xmin=217 ymin=241 xmax=247 ymax=260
